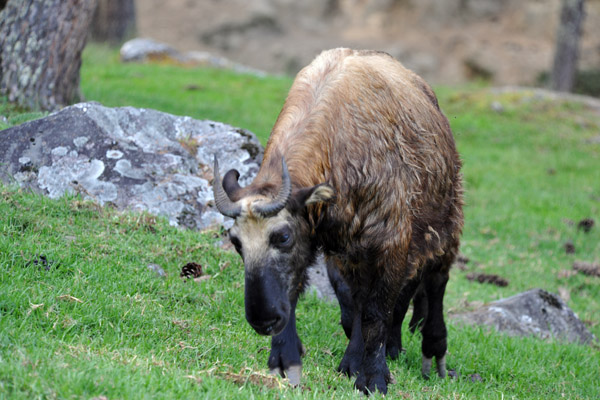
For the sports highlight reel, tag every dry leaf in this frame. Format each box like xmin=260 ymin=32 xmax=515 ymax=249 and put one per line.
xmin=220 ymin=370 xmax=284 ymax=390
xmin=27 ymin=302 xmax=44 ymax=316
xmin=557 ymin=269 xmax=577 ymax=279
xmin=57 ymin=295 xmax=83 ymax=303
xmin=558 ymin=286 xmax=570 ymax=303
xmin=194 ymin=275 xmax=212 ymax=283
xmin=184 ymin=375 xmax=203 ymax=385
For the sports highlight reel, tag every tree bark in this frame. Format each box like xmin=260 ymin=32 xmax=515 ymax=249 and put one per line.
xmin=91 ymin=0 xmax=136 ymax=44
xmin=551 ymin=0 xmax=585 ymax=92
xmin=0 ymin=0 xmax=97 ymax=111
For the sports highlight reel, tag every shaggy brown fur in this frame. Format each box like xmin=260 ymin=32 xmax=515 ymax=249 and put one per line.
xmin=259 ymin=49 xmax=462 ymax=269
xmin=216 ymin=48 xmax=463 ymax=395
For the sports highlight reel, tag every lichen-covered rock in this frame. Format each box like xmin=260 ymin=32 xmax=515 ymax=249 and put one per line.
xmin=452 ymin=288 xmax=596 ymax=345
xmin=0 ymin=102 xmax=263 ymax=230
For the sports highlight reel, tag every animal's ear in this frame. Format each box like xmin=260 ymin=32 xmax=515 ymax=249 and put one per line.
xmin=304 ymin=184 xmax=335 ymax=205
xmin=290 ymin=184 xmax=334 ymax=211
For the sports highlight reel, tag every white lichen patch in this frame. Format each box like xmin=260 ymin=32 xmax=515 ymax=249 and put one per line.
xmin=73 ymin=136 xmax=89 ymax=148
xmin=106 ymin=150 xmax=124 ymax=159
xmin=38 ymin=157 xmax=117 ymax=204
xmin=51 ymin=146 xmax=69 ymax=158
xmin=115 ymin=159 xmax=145 ymax=180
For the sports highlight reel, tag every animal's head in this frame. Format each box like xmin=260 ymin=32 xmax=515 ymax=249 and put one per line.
xmin=213 ymin=156 xmax=333 ymax=336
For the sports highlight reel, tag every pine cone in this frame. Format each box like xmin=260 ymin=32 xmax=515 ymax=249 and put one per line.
xmin=180 ymin=262 xmax=203 ymax=279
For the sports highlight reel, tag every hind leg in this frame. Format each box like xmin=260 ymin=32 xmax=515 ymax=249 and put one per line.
xmin=409 ymin=283 xmax=428 ymax=334
xmin=386 ymin=277 xmax=420 ymax=360
xmin=420 ymin=258 xmax=451 ymax=379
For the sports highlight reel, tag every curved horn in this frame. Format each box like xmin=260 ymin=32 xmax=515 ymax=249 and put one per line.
xmin=223 ymin=169 xmax=242 ymax=196
xmin=213 ymin=155 xmax=242 ymax=218
xmin=253 ymin=158 xmax=292 ymax=217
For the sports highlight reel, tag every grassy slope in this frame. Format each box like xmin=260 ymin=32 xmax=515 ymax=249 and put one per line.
xmin=78 ymin=45 xmax=290 ymax=141
xmin=1 ymin=45 xmax=599 ymax=399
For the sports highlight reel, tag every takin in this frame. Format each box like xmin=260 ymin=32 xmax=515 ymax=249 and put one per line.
xmin=212 ymin=48 xmax=463 ymax=395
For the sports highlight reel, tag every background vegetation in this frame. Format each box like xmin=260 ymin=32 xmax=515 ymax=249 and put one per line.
xmin=1 ymin=44 xmax=599 ymax=399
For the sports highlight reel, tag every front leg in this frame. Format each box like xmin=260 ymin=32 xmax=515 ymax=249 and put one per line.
xmin=326 ymin=258 xmax=354 ymax=339
xmin=338 ymin=304 xmax=364 ymax=377
xmin=354 ymin=296 xmax=394 ymax=395
xmin=268 ymin=298 xmax=304 ymax=386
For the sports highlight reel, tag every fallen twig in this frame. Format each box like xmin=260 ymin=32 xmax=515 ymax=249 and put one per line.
xmin=57 ymin=294 xmax=83 ymax=303
xmin=573 ymin=261 xmax=600 ymax=277
xmin=466 ymin=273 xmax=509 ymax=287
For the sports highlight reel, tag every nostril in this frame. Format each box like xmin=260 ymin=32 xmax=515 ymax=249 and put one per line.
xmin=262 ymin=318 xmax=280 ymax=331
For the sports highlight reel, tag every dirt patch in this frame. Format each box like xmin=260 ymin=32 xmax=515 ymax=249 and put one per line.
xmin=136 ymin=0 xmax=600 ymax=85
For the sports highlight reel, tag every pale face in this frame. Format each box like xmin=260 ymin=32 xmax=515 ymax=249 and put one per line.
xmin=227 ymin=198 xmax=314 ymax=336
xmin=215 ymin=183 xmax=334 ymax=336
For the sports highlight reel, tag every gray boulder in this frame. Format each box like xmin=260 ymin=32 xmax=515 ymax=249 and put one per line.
xmin=120 ymin=38 xmax=267 ymax=77
xmin=120 ymin=38 xmax=183 ymax=63
xmin=0 ymin=102 xmax=263 ymax=230
xmin=452 ymin=288 xmax=596 ymax=345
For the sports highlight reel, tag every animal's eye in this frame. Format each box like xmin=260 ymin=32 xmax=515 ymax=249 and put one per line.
xmin=270 ymin=228 xmax=293 ymax=249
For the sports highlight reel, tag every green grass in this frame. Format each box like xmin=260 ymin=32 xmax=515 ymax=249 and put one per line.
xmin=80 ymin=44 xmax=292 ymax=142
xmin=1 ymin=45 xmax=599 ymax=399
xmin=0 ymin=98 xmax=47 ymax=131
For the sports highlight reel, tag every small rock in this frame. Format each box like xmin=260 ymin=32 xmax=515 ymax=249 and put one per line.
xmin=452 ymin=288 xmax=596 ymax=345
xmin=469 ymin=373 xmax=483 ymax=382
xmin=585 ymin=135 xmax=600 ymax=144
xmin=120 ymin=38 xmax=182 ymax=63
xmin=147 ymin=263 xmax=167 ymax=278
xmin=490 ymin=101 xmax=504 ymax=113
xmin=120 ymin=38 xmax=267 ymax=77
xmin=26 ymin=254 xmax=59 ymax=271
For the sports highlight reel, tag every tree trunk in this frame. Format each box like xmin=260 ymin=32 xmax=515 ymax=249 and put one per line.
xmin=551 ymin=0 xmax=585 ymax=92
xmin=91 ymin=0 xmax=136 ymax=44
xmin=0 ymin=0 xmax=97 ymax=111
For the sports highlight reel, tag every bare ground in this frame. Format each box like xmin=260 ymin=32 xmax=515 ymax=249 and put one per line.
xmin=136 ymin=0 xmax=600 ymax=85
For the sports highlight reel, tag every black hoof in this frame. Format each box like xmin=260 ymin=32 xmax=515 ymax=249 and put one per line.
xmin=354 ymin=369 xmax=391 ymax=395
